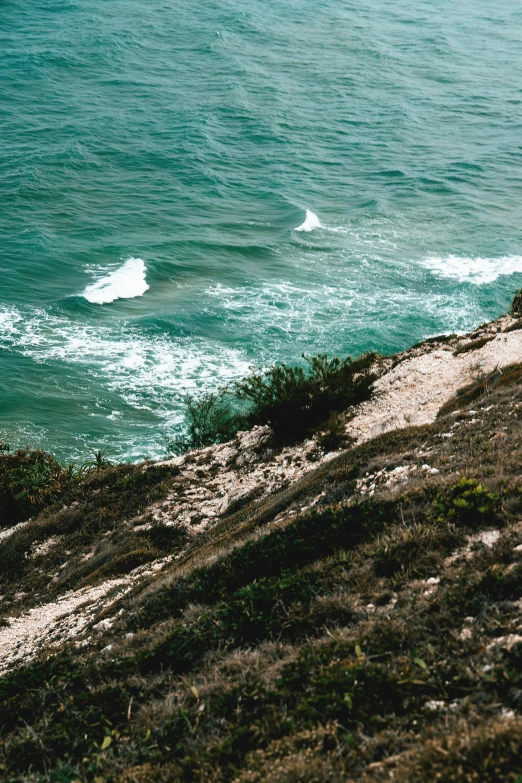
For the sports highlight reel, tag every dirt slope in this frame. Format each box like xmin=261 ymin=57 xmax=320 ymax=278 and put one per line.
xmin=1 ymin=312 xmax=522 ymax=782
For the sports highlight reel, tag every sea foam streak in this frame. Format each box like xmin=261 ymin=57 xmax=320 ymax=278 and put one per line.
xmin=422 ymin=255 xmax=522 ymax=285
xmin=295 ymin=209 xmax=322 ymax=232
xmin=82 ymin=257 xmax=149 ymax=304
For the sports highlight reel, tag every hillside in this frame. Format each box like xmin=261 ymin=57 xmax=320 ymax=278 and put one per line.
xmin=2 ymin=307 xmax=522 ymax=782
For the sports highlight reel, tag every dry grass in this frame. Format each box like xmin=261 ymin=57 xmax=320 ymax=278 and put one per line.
xmin=2 ymin=354 xmax=522 ymax=780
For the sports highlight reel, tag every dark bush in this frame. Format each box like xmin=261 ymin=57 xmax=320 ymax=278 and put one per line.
xmin=144 ymin=521 xmax=189 ymax=552
xmin=236 ymin=352 xmax=378 ymax=444
xmin=510 ymin=288 xmax=522 ymax=317
xmin=167 ymin=391 xmax=242 ymax=454
xmin=0 ymin=445 xmax=67 ymax=524
xmin=171 ymin=352 xmax=378 ymax=453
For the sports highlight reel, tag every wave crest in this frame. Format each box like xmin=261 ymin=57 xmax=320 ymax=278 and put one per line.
xmin=294 ymin=209 xmax=321 ymax=232
xmin=82 ymin=257 xmax=149 ymax=304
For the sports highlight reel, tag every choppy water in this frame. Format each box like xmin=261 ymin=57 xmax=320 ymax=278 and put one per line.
xmin=1 ymin=0 xmax=522 ymax=460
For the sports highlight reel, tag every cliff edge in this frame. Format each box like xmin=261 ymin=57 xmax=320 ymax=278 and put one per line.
xmin=2 ymin=308 xmax=522 ymax=781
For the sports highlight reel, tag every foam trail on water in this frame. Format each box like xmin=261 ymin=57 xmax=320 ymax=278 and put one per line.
xmin=294 ymin=209 xmax=321 ymax=232
xmin=82 ymin=257 xmax=149 ymax=304
xmin=422 ymin=254 xmax=522 ymax=285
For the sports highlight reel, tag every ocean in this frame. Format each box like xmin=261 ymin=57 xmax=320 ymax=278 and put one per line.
xmin=1 ymin=0 xmax=522 ymax=461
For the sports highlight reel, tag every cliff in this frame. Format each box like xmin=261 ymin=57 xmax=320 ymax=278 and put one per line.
xmin=2 ymin=308 xmax=522 ymax=781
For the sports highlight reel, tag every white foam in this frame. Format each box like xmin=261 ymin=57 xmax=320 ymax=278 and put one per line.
xmin=422 ymin=255 xmax=522 ymax=285
xmin=0 ymin=305 xmax=251 ymax=415
xmin=82 ymin=257 xmax=149 ymax=304
xmin=0 ymin=308 xmax=22 ymax=335
xmin=294 ymin=209 xmax=322 ymax=233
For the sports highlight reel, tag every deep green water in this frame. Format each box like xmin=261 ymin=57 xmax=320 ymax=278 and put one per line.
xmin=1 ymin=0 xmax=522 ymax=460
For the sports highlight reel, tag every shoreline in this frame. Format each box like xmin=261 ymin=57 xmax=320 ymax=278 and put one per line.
xmin=1 ymin=300 xmax=522 ymax=779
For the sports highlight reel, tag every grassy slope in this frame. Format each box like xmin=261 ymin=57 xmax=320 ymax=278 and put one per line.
xmin=2 ymin=368 xmax=522 ymax=780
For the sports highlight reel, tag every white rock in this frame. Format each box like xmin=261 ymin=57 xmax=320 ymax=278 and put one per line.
xmin=424 ymin=700 xmax=446 ymax=711
xmin=479 ymin=530 xmax=501 ymax=548
xmin=93 ymin=617 xmax=114 ymax=632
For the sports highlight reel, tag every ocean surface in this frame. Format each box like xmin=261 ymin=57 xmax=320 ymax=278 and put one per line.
xmin=1 ymin=0 xmax=522 ymax=461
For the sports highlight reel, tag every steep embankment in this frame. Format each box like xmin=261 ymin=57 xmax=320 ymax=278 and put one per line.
xmin=2 ymin=312 xmax=522 ymax=781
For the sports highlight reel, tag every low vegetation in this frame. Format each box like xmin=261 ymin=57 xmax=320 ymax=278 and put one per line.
xmin=510 ymin=287 xmax=522 ymax=317
xmin=235 ymin=352 xmax=378 ymax=443
xmin=0 ymin=443 xmax=68 ymax=524
xmin=169 ymin=352 xmax=378 ymax=453
xmin=3 ymin=305 xmax=522 ymax=781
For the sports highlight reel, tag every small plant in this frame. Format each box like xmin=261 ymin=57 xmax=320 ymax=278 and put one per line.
xmin=85 ymin=448 xmax=113 ymax=471
xmin=433 ymin=477 xmax=500 ymax=526
xmin=317 ymin=411 xmax=352 ymax=451
xmin=0 ymin=446 xmax=67 ymax=524
xmin=166 ymin=391 xmax=242 ymax=455
xmin=511 ymin=288 xmax=522 ymax=317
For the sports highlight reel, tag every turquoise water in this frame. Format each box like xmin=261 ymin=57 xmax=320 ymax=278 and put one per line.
xmin=1 ymin=0 xmax=522 ymax=460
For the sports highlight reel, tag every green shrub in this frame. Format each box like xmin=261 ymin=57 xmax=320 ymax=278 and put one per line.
xmin=171 ymin=352 xmax=378 ymax=453
xmin=236 ymin=352 xmax=377 ymax=444
xmin=511 ymin=289 xmax=522 ymax=317
xmin=433 ymin=477 xmax=500 ymax=526
xmin=0 ymin=445 xmax=67 ymax=524
xmin=166 ymin=391 xmax=242 ymax=454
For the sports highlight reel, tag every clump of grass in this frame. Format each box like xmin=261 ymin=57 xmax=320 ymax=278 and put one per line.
xmin=437 ymin=363 xmax=522 ymax=417
xmin=453 ymin=335 xmax=495 ymax=356
xmin=399 ymin=721 xmax=522 ymax=783
xmin=372 ymin=522 xmax=464 ymax=579
xmin=409 ymin=333 xmax=457 ymax=350
xmin=0 ymin=444 xmax=68 ymax=524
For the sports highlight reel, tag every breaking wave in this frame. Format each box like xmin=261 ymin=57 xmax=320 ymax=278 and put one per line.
xmin=294 ymin=209 xmax=322 ymax=232
xmin=422 ymin=254 xmax=522 ymax=285
xmin=82 ymin=257 xmax=149 ymax=304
